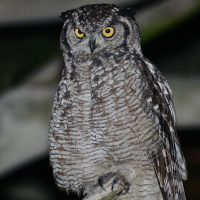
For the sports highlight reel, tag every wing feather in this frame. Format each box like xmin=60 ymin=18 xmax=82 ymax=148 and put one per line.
xmin=139 ymin=55 xmax=187 ymax=200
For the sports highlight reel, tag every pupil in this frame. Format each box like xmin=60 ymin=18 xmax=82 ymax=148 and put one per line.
xmin=78 ymin=29 xmax=82 ymax=34
xmin=105 ymin=29 xmax=110 ymax=33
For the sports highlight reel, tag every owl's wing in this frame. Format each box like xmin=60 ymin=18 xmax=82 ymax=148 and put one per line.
xmin=141 ymin=56 xmax=188 ymax=200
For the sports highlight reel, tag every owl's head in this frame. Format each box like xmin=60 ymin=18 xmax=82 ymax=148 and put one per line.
xmin=60 ymin=4 xmax=141 ymax=57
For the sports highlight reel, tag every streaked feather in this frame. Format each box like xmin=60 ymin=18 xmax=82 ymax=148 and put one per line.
xmin=141 ymin=56 xmax=188 ymax=200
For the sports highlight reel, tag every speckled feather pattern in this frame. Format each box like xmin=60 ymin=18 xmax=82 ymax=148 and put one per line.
xmin=49 ymin=4 xmax=187 ymax=200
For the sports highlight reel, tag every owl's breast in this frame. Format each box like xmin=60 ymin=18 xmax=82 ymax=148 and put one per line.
xmin=89 ymin=48 xmax=157 ymax=162
xmin=49 ymin=48 xmax=158 ymax=192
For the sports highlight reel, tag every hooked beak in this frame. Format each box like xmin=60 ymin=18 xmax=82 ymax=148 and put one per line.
xmin=89 ymin=37 xmax=96 ymax=54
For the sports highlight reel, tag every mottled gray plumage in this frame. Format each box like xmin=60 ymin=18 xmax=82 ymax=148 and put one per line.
xmin=49 ymin=4 xmax=187 ymax=200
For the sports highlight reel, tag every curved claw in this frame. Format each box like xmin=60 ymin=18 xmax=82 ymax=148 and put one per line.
xmin=122 ymin=185 xmax=130 ymax=194
xmin=111 ymin=176 xmax=119 ymax=191
xmin=98 ymin=178 xmax=105 ymax=191
xmin=82 ymin=191 xmax=87 ymax=197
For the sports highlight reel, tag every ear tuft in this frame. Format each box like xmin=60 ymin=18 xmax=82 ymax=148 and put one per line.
xmin=60 ymin=10 xmax=74 ymax=20
xmin=60 ymin=11 xmax=67 ymax=20
xmin=119 ymin=7 xmax=136 ymax=18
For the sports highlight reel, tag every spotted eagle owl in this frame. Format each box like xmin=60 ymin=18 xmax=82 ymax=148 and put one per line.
xmin=49 ymin=4 xmax=187 ymax=200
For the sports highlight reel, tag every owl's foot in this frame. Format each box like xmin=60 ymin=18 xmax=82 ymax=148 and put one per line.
xmin=82 ymin=169 xmax=132 ymax=200
xmin=111 ymin=175 xmax=129 ymax=194
xmin=98 ymin=173 xmax=130 ymax=194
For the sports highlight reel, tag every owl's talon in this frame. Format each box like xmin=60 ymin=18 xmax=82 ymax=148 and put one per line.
xmin=122 ymin=185 xmax=130 ymax=194
xmin=82 ymin=191 xmax=87 ymax=197
xmin=98 ymin=178 xmax=105 ymax=190
xmin=111 ymin=176 xmax=119 ymax=191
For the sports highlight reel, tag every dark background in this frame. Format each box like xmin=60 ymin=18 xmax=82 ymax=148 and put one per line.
xmin=0 ymin=0 xmax=200 ymax=199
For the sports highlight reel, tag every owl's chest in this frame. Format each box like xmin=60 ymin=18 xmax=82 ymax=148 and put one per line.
xmin=62 ymin=54 xmax=154 ymax=161
xmin=68 ymin=54 xmax=144 ymax=132
xmin=90 ymin=55 xmax=143 ymax=115
xmin=69 ymin=53 xmax=143 ymax=114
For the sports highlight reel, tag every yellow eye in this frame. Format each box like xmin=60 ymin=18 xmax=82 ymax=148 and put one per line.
xmin=102 ymin=27 xmax=115 ymax=38
xmin=75 ymin=28 xmax=85 ymax=39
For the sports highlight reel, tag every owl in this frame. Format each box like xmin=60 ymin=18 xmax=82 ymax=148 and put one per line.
xmin=49 ymin=4 xmax=187 ymax=200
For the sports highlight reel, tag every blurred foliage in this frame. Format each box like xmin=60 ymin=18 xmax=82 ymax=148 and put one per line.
xmin=142 ymin=11 xmax=200 ymax=75
xmin=0 ymin=24 xmax=61 ymax=92
xmin=140 ymin=0 xmax=200 ymax=44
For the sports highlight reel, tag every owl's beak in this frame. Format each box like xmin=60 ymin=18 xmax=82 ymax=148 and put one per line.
xmin=89 ymin=37 xmax=96 ymax=54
